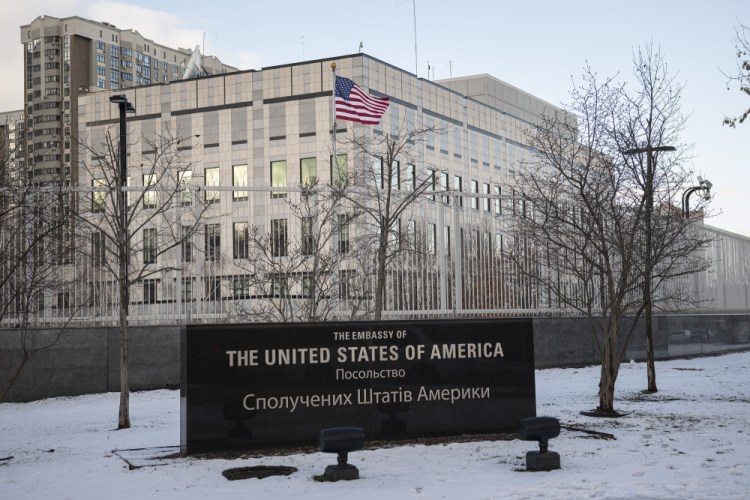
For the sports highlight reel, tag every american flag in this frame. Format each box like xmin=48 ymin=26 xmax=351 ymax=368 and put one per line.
xmin=334 ymin=76 xmax=390 ymax=125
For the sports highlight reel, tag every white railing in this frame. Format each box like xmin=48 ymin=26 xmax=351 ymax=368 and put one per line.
xmin=1 ymin=186 xmax=748 ymax=327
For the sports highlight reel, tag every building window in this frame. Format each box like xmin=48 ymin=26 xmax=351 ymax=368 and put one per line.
xmin=483 ymin=183 xmax=491 ymax=212
xmin=427 ymin=223 xmax=436 ymax=255
xmin=373 ymin=157 xmax=383 ymax=189
xmin=205 ymin=277 xmax=221 ymax=301
xmin=337 ymin=214 xmax=350 ymax=254
xmin=407 ymin=219 xmax=417 ymax=248
xmin=470 ymin=180 xmax=479 ymax=210
xmin=331 ymin=154 xmax=348 ymax=186
xmin=143 ymin=174 xmax=156 ymax=209
xmin=233 ymin=277 xmax=251 ymax=299
xmin=205 ymin=224 xmax=221 ymax=261
xmin=91 ymin=231 xmax=106 ymax=266
xmin=271 ymin=219 xmax=288 ymax=257
xmin=180 ymin=226 xmax=192 ymax=263
xmin=182 ymin=278 xmax=194 ymax=302
xmin=272 ymin=275 xmax=288 ymax=297
xmin=494 ymin=185 xmax=502 ymax=215
xmin=390 ymin=160 xmax=400 ymax=191
xmin=405 ymin=164 xmax=415 ymax=191
xmin=204 ymin=167 xmax=219 ymax=204
xmin=233 ymin=222 xmax=248 ymax=259
xmin=440 ymin=172 xmax=449 ymax=204
xmin=57 ymin=292 xmax=70 ymax=311
xmin=390 ymin=218 xmax=401 ymax=250
xmin=271 ymin=160 xmax=286 ymax=198
xmin=92 ymin=178 xmax=106 ymax=212
xmin=179 ymin=170 xmax=192 ymax=206
xmin=302 ymin=274 xmax=312 ymax=298
xmin=301 ymin=217 xmax=314 ymax=256
xmin=427 ymin=168 xmax=436 ymax=201
xmin=338 ymin=270 xmax=352 ymax=300
xmin=233 ymin=164 xmax=247 ymax=201
xmin=454 ymin=175 xmax=463 ymax=207
xmin=143 ymin=228 xmax=157 ymax=264
xmin=143 ymin=280 xmax=157 ymax=304
xmin=300 ymin=157 xmax=317 ymax=185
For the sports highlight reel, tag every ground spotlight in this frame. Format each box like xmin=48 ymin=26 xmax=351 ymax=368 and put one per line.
xmin=518 ymin=416 xmax=561 ymax=471
xmin=318 ymin=427 xmax=365 ymax=481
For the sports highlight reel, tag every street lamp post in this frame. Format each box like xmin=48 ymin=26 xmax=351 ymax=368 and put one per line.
xmin=109 ymin=94 xmax=135 ymax=316
xmin=623 ymin=144 xmax=675 ymax=394
xmin=109 ymin=94 xmax=135 ymax=429
xmin=682 ymin=177 xmax=712 ymax=218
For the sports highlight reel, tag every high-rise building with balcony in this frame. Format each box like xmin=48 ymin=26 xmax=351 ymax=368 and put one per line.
xmin=0 ymin=110 xmax=25 ymax=184
xmin=19 ymin=15 xmax=237 ymax=186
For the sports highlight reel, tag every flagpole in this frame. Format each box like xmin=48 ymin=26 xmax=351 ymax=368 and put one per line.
xmin=331 ymin=62 xmax=337 ymax=172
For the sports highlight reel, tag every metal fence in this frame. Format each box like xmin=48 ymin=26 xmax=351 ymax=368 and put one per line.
xmin=1 ymin=185 xmax=748 ymax=328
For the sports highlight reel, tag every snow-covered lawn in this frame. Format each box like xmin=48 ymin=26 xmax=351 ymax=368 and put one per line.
xmin=1 ymin=351 xmax=749 ymax=499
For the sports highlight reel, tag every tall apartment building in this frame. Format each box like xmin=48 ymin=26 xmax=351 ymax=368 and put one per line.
xmin=0 ymin=110 xmax=25 ymax=183
xmin=19 ymin=15 xmax=237 ymax=186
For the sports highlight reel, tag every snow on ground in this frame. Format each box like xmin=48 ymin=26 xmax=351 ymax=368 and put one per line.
xmin=1 ymin=351 xmax=749 ymax=499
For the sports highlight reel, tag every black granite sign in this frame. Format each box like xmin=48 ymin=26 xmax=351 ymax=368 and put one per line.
xmin=181 ymin=318 xmax=535 ymax=453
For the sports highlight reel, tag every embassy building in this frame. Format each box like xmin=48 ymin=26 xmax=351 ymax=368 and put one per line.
xmin=72 ymin=52 xmax=580 ymax=324
xmin=2 ymin=51 xmax=735 ymax=326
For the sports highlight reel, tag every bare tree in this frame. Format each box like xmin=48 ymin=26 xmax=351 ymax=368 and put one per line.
xmin=618 ymin=44 xmax=712 ymax=393
xmin=76 ymin=128 xmax=210 ymax=428
xmin=723 ymin=21 xmax=750 ymax=127
xmin=335 ymin=119 xmax=446 ymax=320
xmin=227 ymin=178 xmax=358 ymax=322
xmin=0 ymin=139 xmax=79 ymax=401
xmin=515 ymin=55 xmax=712 ymax=414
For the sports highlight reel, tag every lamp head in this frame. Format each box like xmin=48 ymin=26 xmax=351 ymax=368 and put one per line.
xmin=702 ymin=179 xmax=712 ymax=190
xmin=109 ymin=94 xmax=128 ymax=104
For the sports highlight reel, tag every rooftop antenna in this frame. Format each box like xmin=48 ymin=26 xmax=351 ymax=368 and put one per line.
xmin=359 ymin=41 xmax=363 ymax=53
xmin=413 ymin=0 xmax=418 ymax=76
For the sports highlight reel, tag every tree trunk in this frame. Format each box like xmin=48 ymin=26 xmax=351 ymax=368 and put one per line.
xmin=645 ymin=299 xmax=657 ymax=392
xmin=597 ymin=315 xmax=620 ymax=414
xmin=118 ymin=263 xmax=130 ymax=429
xmin=644 ymin=147 xmax=658 ymax=393
xmin=373 ymin=227 xmax=388 ymax=321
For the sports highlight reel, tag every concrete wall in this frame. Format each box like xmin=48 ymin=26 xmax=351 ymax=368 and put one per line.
xmin=2 ymin=315 xmax=748 ymax=402
xmin=0 ymin=325 xmax=180 ymax=402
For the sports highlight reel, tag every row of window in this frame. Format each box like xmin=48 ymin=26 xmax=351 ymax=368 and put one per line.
xmin=89 ymin=211 xmax=351 ymax=270
xmin=100 ymin=159 xmax=506 ymax=217
xmin=96 ymin=41 xmax=182 ymax=70
xmin=90 ymin=228 xmax=507 ymax=306
xmin=133 ymin=270 xmax=360 ymax=305
xmin=197 ymin=155 xmax=349 ymax=205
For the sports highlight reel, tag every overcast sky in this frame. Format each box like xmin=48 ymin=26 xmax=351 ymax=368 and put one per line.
xmin=3 ymin=0 xmax=748 ymax=235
